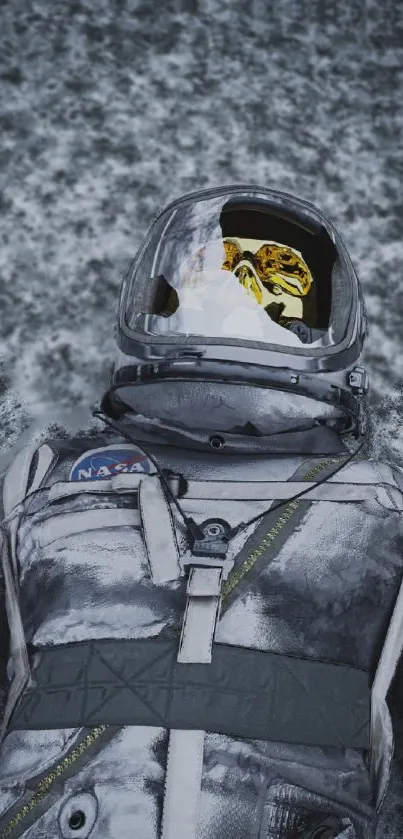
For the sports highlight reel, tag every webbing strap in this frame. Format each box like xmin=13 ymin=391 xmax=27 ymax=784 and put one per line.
xmin=168 ymin=479 xmax=379 ymax=502
xmin=169 ymin=567 xmax=221 ymax=836
xmin=170 ymin=548 xmax=224 ymax=837
xmin=138 ymin=474 xmax=181 ymax=583
xmin=48 ymin=476 xmax=386 ymax=503
xmin=48 ymin=476 xmax=142 ymax=499
xmin=177 ymin=567 xmax=223 ymax=664
xmin=161 ymin=729 xmax=204 ymax=839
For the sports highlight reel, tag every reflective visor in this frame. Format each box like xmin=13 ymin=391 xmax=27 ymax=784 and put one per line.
xmin=122 ymin=190 xmax=356 ymax=349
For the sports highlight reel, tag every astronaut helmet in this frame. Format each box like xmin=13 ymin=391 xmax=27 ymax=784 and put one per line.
xmin=102 ymin=186 xmax=369 ymax=449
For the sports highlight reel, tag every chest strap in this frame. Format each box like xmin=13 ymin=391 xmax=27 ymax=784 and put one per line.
xmin=9 ymin=638 xmax=371 ymax=750
xmin=48 ymin=474 xmax=391 ymax=503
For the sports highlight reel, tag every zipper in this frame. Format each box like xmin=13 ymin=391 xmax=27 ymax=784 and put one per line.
xmin=222 ymin=458 xmax=342 ymax=602
xmin=0 ymin=726 xmax=109 ymax=838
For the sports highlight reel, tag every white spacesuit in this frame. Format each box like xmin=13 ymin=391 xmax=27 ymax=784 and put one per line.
xmin=1 ymin=185 xmax=403 ymax=839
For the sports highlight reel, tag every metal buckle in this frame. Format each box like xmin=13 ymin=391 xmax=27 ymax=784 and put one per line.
xmin=179 ymin=553 xmax=234 ymax=581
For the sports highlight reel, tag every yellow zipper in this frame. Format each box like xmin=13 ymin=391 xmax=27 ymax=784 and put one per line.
xmin=0 ymin=725 xmax=108 ymax=838
xmin=222 ymin=458 xmax=342 ymax=600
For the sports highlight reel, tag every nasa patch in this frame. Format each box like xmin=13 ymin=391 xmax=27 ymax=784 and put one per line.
xmin=69 ymin=444 xmax=155 ymax=481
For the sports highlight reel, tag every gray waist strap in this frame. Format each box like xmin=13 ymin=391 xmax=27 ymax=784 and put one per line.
xmin=10 ymin=639 xmax=371 ymax=750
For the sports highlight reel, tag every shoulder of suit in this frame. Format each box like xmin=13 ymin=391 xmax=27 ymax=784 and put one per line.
xmin=337 ymin=455 xmax=403 ymax=494
xmin=1 ymin=429 xmax=158 ymax=519
xmin=1 ymin=431 xmax=120 ymax=519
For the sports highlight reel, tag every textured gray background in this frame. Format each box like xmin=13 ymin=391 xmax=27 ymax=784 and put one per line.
xmin=0 ymin=0 xmax=403 ymax=834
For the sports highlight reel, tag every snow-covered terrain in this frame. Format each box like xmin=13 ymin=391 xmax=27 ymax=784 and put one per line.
xmin=0 ymin=0 xmax=402 ymax=833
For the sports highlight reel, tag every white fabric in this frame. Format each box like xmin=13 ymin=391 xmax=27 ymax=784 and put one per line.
xmin=161 ymin=729 xmax=204 ymax=839
xmin=138 ymin=474 xmax=181 ymax=583
xmin=0 ymin=442 xmax=53 ymax=744
xmin=49 ymin=480 xmax=120 ymax=499
xmin=49 ymin=476 xmax=385 ymax=503
xmin=177 ymin=480 xmax=379 ymax=502
xmin=187 ymin=566 xmax=223 ymax=597
xmin=0 ymin=533 xmax=31 ymax=744
xmin=49 ymin=473 xmax=145 ymax=500
xmin=3 ymin=443 xmax=57 ymax=578
xmin=27 ymin=444 xmax=55 ymax=496
xmin=2 ymin=442 xmax=40 ymax=518
xmin=177 ymin=567 xmax=223 ymax=664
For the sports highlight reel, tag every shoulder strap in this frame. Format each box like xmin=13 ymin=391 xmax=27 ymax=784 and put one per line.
xmin=1 ymin=441 xmax=56 ymax=743
xmin=2 ymin=442 xmax=55 ymax=520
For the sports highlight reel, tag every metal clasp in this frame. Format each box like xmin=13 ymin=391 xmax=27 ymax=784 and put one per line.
xmin=348 ymin=366 xmax=369 ymax=395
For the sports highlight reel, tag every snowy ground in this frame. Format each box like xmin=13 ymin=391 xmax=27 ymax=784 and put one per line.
xmin=0 ymin=0 xmax=403 ymax=833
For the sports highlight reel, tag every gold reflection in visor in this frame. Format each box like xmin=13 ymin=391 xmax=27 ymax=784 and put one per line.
xmin=223 ymin=238 xmax=313 ymax=300
xmin=181 ymin=238 xmax=314 ymax=324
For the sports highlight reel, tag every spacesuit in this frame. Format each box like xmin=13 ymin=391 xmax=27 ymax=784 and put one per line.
xmin=1 ymin=185 xmax=403 ymax=839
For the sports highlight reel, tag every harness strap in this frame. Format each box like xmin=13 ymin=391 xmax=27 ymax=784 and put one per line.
xmin=138 ymin=474 xmax=181 ymax=583
xmin=170 ymin=479 xmax=380 ymax=502
xmin=177 ymin=567 xmax=223 ymax=664
xmin=172 ymin=556 xmax=225 ymax=835
xmin=161 ymin=729 xmax=204 ymax=839
xmin=48 ymin=476 xmax=389 ymax=503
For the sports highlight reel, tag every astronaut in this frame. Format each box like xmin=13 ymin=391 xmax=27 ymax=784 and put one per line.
xmin=1 ymin=185 xmax=403 ymax=839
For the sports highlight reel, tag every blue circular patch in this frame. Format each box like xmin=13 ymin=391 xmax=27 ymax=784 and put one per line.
xmin=69 ymin=445 xmax=153 ymax=481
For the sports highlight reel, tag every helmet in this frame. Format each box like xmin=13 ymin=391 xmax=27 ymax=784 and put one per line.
xmin=102 ymin=186 xmax=369 ymax=448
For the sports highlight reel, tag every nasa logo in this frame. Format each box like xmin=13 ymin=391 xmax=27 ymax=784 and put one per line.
xmin=69 ymin=444 xmax=155 ymax=481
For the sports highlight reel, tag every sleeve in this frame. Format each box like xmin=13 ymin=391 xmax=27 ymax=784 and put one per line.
xmin=0 ymin=439 xmax=47 ymax=731
xmin=0 ymin=509 xmax=10 ymax=723
xmin=387 ymin=462 xmax=403 ymax=720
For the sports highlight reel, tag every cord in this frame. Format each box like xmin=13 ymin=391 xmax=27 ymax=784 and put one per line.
xmin=92 ymin=410 xmax=205 ymax=541
xmin=93 ymin=410 xmax=365 ymax=544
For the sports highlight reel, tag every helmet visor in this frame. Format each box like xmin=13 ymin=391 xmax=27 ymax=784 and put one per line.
xmin=122 ymin=190 xmax=356 ymax=350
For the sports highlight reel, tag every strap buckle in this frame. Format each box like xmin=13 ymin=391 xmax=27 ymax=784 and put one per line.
xmin=180 ymin=552 xmax=234 ymax=581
